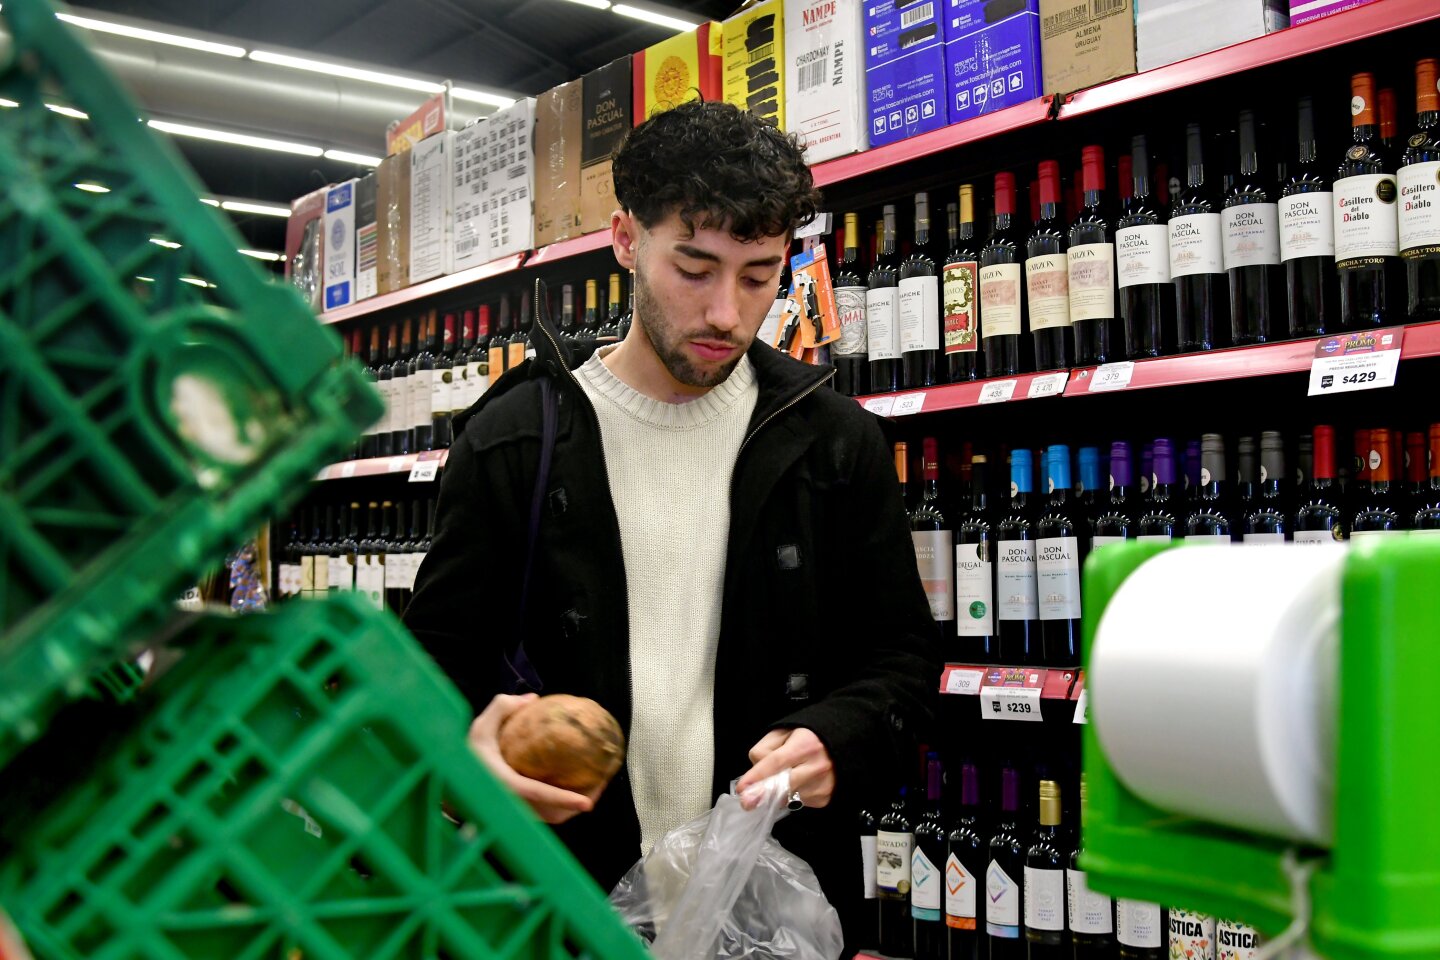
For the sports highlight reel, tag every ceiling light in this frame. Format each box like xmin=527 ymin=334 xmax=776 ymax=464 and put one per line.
xmin=557 ymin=0 xmax=613 ymax=10
xmin=323 ymin=149 xmax=383 ymax=167
xmin=45 ymin=103 xmax=89 ymax=120
xmin=180 ymin=277 xmax=215 ymax=288
xmin=220 ymin=200 xmax=292 ymax=218
xmin=239 ymin=249 xmax=285 ymax=262
xmin=0 ymin=99 xmax=18 ymax=109
xmin=199 ymin=198 xmax=221 ymax=206
xmin=149 ymin=119 xmax=323 ymax=157
xmin=135 ymin=276 xmax=155 ymax=283
xmin=451 ymin=88 xmax=518 ymax=109
xmin=249 ymin=50 xmax=444 ymax=94
xmin=149 ymin=237 xmax=182 ymax=249
xmin=55 ymin=12 xmax=246 ymax=57
xmin=74 ymin=183 xmax=111 ymax=193
xmin=611 ymin=4 xmax=699 ymax=31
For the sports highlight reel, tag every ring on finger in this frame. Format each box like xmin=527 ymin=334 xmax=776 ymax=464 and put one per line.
xmin=788 ymin=790 xmax=804 ymax=811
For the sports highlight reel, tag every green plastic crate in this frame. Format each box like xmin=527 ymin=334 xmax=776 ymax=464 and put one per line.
xmin=0 ymin=595 xmax=652 ymax=960
xmin=0 ymin=0 xmax=382 ymax=764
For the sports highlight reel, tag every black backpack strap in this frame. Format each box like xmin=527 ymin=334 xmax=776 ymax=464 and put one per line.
xmin=506 ymin=376 xmax=557 ymax=693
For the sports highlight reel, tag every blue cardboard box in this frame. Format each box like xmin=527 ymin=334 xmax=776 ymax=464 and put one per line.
xmin=944 ymin=0 xmax=1042 ymax=123
xmin=864 ymin=0 xmax=949 ymax=147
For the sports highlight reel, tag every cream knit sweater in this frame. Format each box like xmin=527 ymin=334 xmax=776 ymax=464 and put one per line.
xmin=575 ymin=346 xmax=759 ymax=855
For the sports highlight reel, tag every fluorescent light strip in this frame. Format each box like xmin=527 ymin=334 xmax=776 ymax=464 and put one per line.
xmin=611 ymin=3 xmax=699 ymax=31
xmin=55 ymin=12 xmax=246 ymax=57
xmin=199 ymin=198 xmax=221 ymax=206
xmin=239 ymin=249 xmax=285 ymax=262
xmin=45 ymin=103 xmax=89 ymax=120
xmin=451 ymin=88 xmax=519 ymax=109
xmin=557 ymin=0 xmax=613 ymax=10
xmin=249 ymin=50 xmax=443 ymax=94
xmin=74 ymin=183 xmax=110 ymax=193
xmin=180 ymin=277 xmax=214 ymax=288
xmin=149 ymin=119 xmax=324 ymax=157
xmin=220 ymin=200 xmax=292 ymax=218
xmin=323 ymin=149 xmax=383 ymax=167
xmin=0 ymin=99 xmax=18 ymax=109
xmin=149 ymin=237 xmax=182 ymax=249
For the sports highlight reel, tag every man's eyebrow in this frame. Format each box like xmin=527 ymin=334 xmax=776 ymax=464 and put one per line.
xmin=674 ymin=243 xmax=783 ymax=269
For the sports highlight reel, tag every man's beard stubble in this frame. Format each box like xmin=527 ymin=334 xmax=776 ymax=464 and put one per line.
xmin=633 ymin=260 xmax=745 ymax=390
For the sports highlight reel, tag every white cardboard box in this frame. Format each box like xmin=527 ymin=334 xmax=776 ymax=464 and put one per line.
xmin=410 ymin=131 xmax=454 ymax=283
xmin=785 ymin=0 xmax=866 ymax=164
xmin=483 ymin=98 xmax=536 ymax=260
xmin=452 ymin=120 xmax=491 ymax=273
xmin=322 ymin=178 xmax=358 ymax=311
xmin=1136 ymin=0 xmax=1288 ymax=72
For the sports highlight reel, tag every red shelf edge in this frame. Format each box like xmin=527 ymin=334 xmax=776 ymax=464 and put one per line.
xmin=315 ymin=448 xmax=449 ymax=481
xmin=319 ymin=255 xmax=525 ymax=324
xmin=527 ymin=230 xmax=614 ymax=266
xmin=856 ymin=372 xmax=1069 ymax=415
xmin=940 ymin=664 xmax=1077 ymax=700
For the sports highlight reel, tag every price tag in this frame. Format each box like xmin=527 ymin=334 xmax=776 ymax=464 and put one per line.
xmin=793 ymin=211 xmax=833 ymax=240
xmin=1073 ymin=687 xmax=1089 ymax=725
xmin=408 ymin=459 xmax=440 ymax=483
xmin=978 ymin=379 xmax=1018 ymax=405
xmin=892 ymin=392 xmax=927 ymax=416
xmin=1027 ymin=371 xmax=1069 ymax=399
xmin=1307 ymin=327 xmax=1403 ymax=397
xmin=863 ymin=396 xmax=896 ymax=417
xmin=980 ymin=685 xmax=1043 ymax=721
xmin=1089 ymin=362 xmax=1135 ymax=392
xmin=944 ymin=668 xmax=984 ymax=695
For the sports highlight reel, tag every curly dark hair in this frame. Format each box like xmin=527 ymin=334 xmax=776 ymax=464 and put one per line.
xmin=612 ymin=99 xmax=821 ymax=242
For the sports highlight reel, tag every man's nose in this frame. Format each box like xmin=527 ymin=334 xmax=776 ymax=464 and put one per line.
xmin=706 ymin=279 xmax=744 ymax=333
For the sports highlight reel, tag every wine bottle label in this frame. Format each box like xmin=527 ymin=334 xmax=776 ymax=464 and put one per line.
xmin=412 ymin=551 xmax=429 ymax=589
xmin=1092 ymin=534 xmax=1127 ymax=549
xmin=1170 ymin=909 xmax=1216 ymax=960
xmin=329 ymin=556 xmax=353 ymax=592
xmin=299 ymin=556 xmax=315 ymax=596
xmin=945 ymin=853 xmax=977 ymax=927
xmin=1279 ymin=193 xmax=1335 ymax=261
xmin=985 ymin=860 xmax=1021 ymax=934
xmin=913 ymin=530 xmax=956 ymax=621
xmin=899 ymin=275 xmax=941 ymax=352
xmin=1222 ymin=203 xmax=1281 ymax=269
xmin=410 ymin=369 xmax=434 ymax=429
xmin=876 ymin=830 xmax=913 ymax=896
xmin=475 ymin=360 xmax=491 ymax=399
xmin=1187 ymin=533 xmax=1231 ymax=544
xmin=383 ymin=553 xmax=404 ymax=592
xmin=355 ymin=555 xmax=386 ymax=610
xmin=1293 ymin=528 xmax=1341 ymax=544
xmin=1067 ymin=243 xmax=1115 ymax=321
xmin=1025 ymin=254 xmax=1071 ymax=331
xmin=955 ymin=541 xmax=995 ymax=636
xmin=393 ymin=373 xmax=411 ymax=433
xmin=833 ymin=286 xmax=869 ymax=357
xmin=463 ymin=361 xmax=482 ymax=407
xmin=1116 ymin=899 xmax=1163 ymax=948
xmin=861 ymin=835 xmax=879 ymax=899
xmin=1242 ymin=532 xmax=1286 ymax=544
xmin=1168 ymin=213 xmax=1224 ymax=277
xmin=1137 ymin=533 xmax=1173 ymax=543
xmin=758 ymin=297 xmax=786 ymax=348
xmin=911 ymin=846 xmax=942 ymax=917
xmin=1216 ymin=920 xmax=1261 ymax=960
xmin=1117 ymin=224 xmax=1171 ymax=287
xmin=507 ymin=342 xmax=526 ymax=369
xmin=996 ymin=540 xmax=1039 ymax=621
xmin=866 ymin=287 xmax=901 ymax=361
xmin=1398 ymin=161 xmax=1440 ymax=253
xmin=1023 ymin=866 xmax=1065 ymax=931
xmin=373 ymin=379 xmax=391 ymax=436
xmin=979 ymin=263 xmax=1022 ymax=338
xmin=1334 ymin=174 xmax=1400 ymax=262
xmin=1036 ymin=536 xmax=1081 ymax=620
xmin=1349 ymin=528 xmax=1399 ymax=539
xmin=1066 ymin=869 xmax=1113 ymax=935
xmin=431 ymin=366 xmax=453 ymax=415
xmin=489 ymin=346 xmax=506 ymax=378
xmin=943 ymin=261 xmax=980 ymax=354
xmin=451 ymin=363 xmax=468 ymax=411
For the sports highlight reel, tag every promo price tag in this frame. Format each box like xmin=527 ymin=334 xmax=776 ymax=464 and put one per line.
xmin=408 ymin=459 xmax=440 ymax=483
xmin=1072 ymin=687 xmax=1089 ymax=725
xmin=978 ymin=379 xmax=1018 ymax=405
xmin=793 ymin=212 xmax=833 ymax=240
xmin=1307 ymin=327 xmax=1403 ymax=397
xmin=943 ymin=668 xmax=984 ymax=695
xmin=892 ymin=392 xmax=927 ymax=416
xmin=1089 ymin=361 xmax=1135 ymax=392
xmin=863 ymin=396 xmax=896 ymax=417
xmin=1027 ymin=371 xmax=1069 ymax=399
xmin=980 ymin=685 xmax=1043 ymax=721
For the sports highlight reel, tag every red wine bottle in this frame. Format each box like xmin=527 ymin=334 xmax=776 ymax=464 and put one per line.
xmin=945 ymin=185 xmax=983 ymax=382
xmin=1349 ymin=427 xmax=1403 ymax=536
xmin=996 ymin=448 xmax=1040 ymax=664
xmin=1185 ymin=434 xmax=1236 ymax=543
xmin=1027 ymin=161 xmax=1072 ymax=371
xmin=1281 ymin=97 xmax=1338 ymax=337
xmin=955 ymin=453 xmax=997 ymax=663
xmin=1335 ymin=72 xmax=1405 ymax=329
xmin=1224 ymin=110 xmax=1282 ymax=344
xmin=1118 ymin=135 xmax=1174 ymax=359
xmin=1137 ymin=439 xmax=1181 ymax=542
xmin=1069 ymin=145 xmax=1119 ymax=365
xmin=1170 ymin=123 xmax=1229 ymax=352
xmin=1400 ymin=58 xmax=1440 ymax=321
xmin=833 ymin=212 xmax=870 ymax=396
xmin=1092 ymin=441 xmax=1137 ymax=550
xmin=868 ymin=205 xmax=902 ymax=393
xmin=912 ymin=754 xmax=947 ymax=960
xmin=1037 ymin=445 xmax=1083 ymax=668
xmin=945 ymin=763 xmax=986 ymax=960
xmin=1244 ymin=431 xmax=1289 ymax=542
xmin=1413 ymin=423 xmax=1440 ymax=529
xmin=911 ymin=438 xmax=955 ymax=635
xmin=902 ymin=193 xmax=945 ymax=388
xmin=986 ymin=769 xmax=1026 ymax=960
xmin=878 ymin=787 xmax=916 ymax=958
xmin=981 ymin=173 xmax=1025 ymax=377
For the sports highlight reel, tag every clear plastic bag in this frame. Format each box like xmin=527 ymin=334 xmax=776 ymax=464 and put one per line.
xmin=609 ymin=772 xmax=843 ymax=960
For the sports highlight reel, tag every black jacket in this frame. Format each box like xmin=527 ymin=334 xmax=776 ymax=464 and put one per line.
xmin=404 ymin=281 xmax=940 ymax=942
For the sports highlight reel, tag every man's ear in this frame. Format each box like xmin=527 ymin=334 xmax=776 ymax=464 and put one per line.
xmin=612 ymin=211 xmax=638 ymax=270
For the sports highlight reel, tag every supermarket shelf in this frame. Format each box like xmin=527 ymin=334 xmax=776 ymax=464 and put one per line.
xmin=856 ymin=370 xmax=1070 ymax=416
xmin=314 ymin=448 xmax=448 ymax=480
xmin=940 ymin=664 xmax=1080 ymax=700
xmin=1058 ymin=0 xmax=1440 ymax=119
xmin=318 ymin=255 xmax=525 ymax=324
xmin=526 ymin=230 xmax=615 ymax=267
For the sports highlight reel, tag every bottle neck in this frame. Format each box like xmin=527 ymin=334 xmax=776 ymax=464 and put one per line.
xmin=1082 ymin=188 xmax=1103 ymax=210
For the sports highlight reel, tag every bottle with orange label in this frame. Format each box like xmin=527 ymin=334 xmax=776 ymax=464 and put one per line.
xmin=1334 ymin=72 xmax=1405 ymax=330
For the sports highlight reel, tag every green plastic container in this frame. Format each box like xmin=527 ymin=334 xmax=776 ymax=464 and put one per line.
xmin=0 ymin=0 xmax=382 ymax=765
xmin=0 ymin=595 xmax=651 ymax=960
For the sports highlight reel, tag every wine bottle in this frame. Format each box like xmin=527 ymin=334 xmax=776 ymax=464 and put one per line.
xmin=1171 ymin=122 xmax=1229 ymax=352
xmin=946 ymin=186 xmax=983 ymax=382
xmin=1349 ymin=427 xmax=1402 ymax=536
xmin=1078 ymin=445 xmax=1103 ymax=516
xmin=383 ymin=501 xmax=406 ymax=612
xmin=1405 ymin=430 xmax=1428 ymax=518
xmin=432 ymin=312 xmax=456 ymax=448
xmin=452 ymin=309 xmax=475 ymax=422
xmin=1027 ymin=161 xmax=1073 ymax=371
xmin=394 ymin=318 xmax=414 ymax=455
xmin=598 ymin=273 xmax=624 ymax=350
xmin=1139 ymin=442 xmax=1154 ymax=500
xmin=299 ymin=507 xmax=320 ymax=600
xmin=578 ymin=279 xmax=601 ymax=363
xmin=412 ymin=311 xmax=437 ymax=453
xmin=986 ymin=768 xmax=1026 ymax=960
xmin=1069 ymin=777 xmax=1116 ymax=960
xmin=1281 ymin=98 xmax=1339 ymax=337
xmin=996 ymin=449 xmax=1040 ymax=665
xmin=1380 ymin=87 xmax=1399 ymax=154
xmin=1400 ymin=58 xmax=1440 ymax=321
xmin=878 ymin=787 xmax=916 ymax=959
xmin=1169 ymin=911 xmax=1216 ymax=960
xmin=1037 ymin=445 xmax=1083 ymax=669
xmin=330 ymin=503 xmax=354 ymax=593
xmin=1235 ymin=436 xmax=1259 ymax=511
xmin=490 ymin=295 xmax=512 ymax=381
xmin=1185 ymin=434 xmax=1236 ymax=543
xmin=868 ymin=205 xmax=902 ymax=393
xmin=1224 ymin=110 xmax=1283 ymax=345
xmin=1137 ymin=439 xmax=1181 ymax=542
xmin=901 ymin=192 xmax=945 ymax=388
xmin=1070 ymin=146 xmax=1120 ymax=366
xmin=468 ymin=306 xmax=492 ymax=409
xmin=859 ymin=804 xmax=881 ymax=951
xmin=912 ymin=438 xmax=956 ymax=635
xmin=1335 ymin=72 xmax=1405 ymax=329
xmin=1118 ymin=135 xmax=1175 ymax=359
xmin=519 ymin=291 xmax=537 ymax=362
xmin=833 ymin=212 xmax=870 ymax=396
xmin=355 ymin=501 xmax=385 ymax=611
xmin=558 ymin=283 xmax=580 ymax=359
xmin=1412 ymin=423 xmax=1440 ymax=529
xmin=359 ymin=326 xmax=382 ymax=458
xmin=1092 ymin=441 xmax=1137 ymax=550
xmin=1216 ymin=920 xmax=1261 ymax=960
xmin=1024 ymin=780 xmax=1069 ymax=960
xmin=896 ymin=441 xmax=911 ymax=510
xmin=1181 ymin=439 xmax=1202 ymax=503
xmin=981 ymin=173 xmax=1025 ymax=377
xmin=955 ymin=453 xmax=997 ymax=663
xmin=1116 ymin=901 xmax=1165 ymax=960
xmin=946 ymin=763 xmax=986 ymax=960
xmin=913 ymin=754 xmax=947 ymax=960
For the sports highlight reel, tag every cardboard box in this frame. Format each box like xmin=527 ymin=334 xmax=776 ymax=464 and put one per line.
xmin=943 ymin=0 xmax=1043 ymax=124
xmin=452 ymin=121 xmax=491 ymax=272
xmin=1289 ymin=0 xmax=1376 ymax=24
xmin=410 ymin=131 xmax=454 ymax=283
xmin=1039 ymin=0 xmax=1134 ymax=95
xmin=534 ymin=81 xmax=584 ymax=247
xmin=1136 ymin=0 xmax=1287 ymax=72
xmin=285 ymin=186 xmax=327 ymax=312
xmin=388 ymin=92 xmax=446 ymax=156
xmin=322 ymin=179 xmax=358 ymax=311
xmin=581 ymin=56 xmax=632 ymax=232
xmin=354 ymin=172 xmax=378 ymax=301
xmin=482 ymin=98 xmax=536 ymax=260
xmin=376 ymin=154 xmax=410 ymax=294
xmin=785 ymin=0 xmax=867 ymax=163
xmin=633 ymin=22 xmax=724 ymax=124
xmin=724 ymin=0 xmax=785 ymax=128
xmin=864 ymin=0 xmax=949 ymax=147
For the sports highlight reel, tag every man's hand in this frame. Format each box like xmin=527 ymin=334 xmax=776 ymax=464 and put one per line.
xmin=735 ymin=727 xmax=835 ymax=811
xmin=467 ymin=693 xmax=604 ymax=824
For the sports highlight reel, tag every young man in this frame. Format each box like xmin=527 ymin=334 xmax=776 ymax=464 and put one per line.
xmin=405 ymin=100 xmax=938 ymax=945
